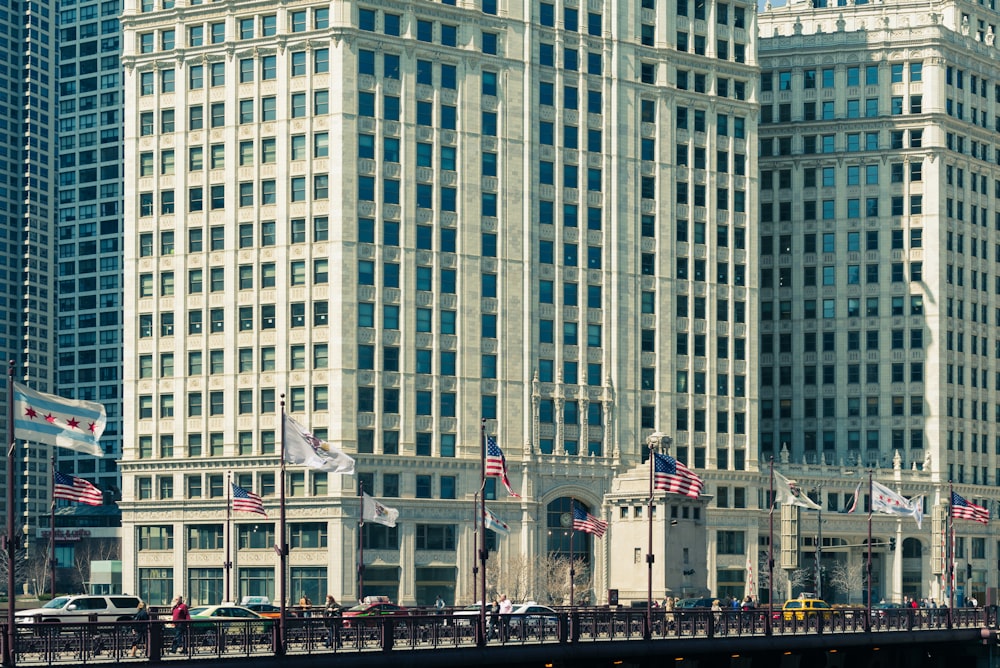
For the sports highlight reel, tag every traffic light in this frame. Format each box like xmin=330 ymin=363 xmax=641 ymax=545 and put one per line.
xmin=889 ymin=538 xmax=896 ymax=551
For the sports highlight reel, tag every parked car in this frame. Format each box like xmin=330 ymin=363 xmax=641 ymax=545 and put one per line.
xmin=15 ymin=595 xmax=142 ymax=623
xmin=243 ymin=603 xmax=281 ymax=619
xmin=506 ymin=602 xmax=559 ymax=635
xmin=676 ymin=598 xmax=714 ymax=609
xmin=781 ymin=598 xmax=834 ymax=622
xmin=341 ymin=600 xmax=409 ymax=629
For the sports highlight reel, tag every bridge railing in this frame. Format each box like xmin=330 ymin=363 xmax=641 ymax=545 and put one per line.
xmin=0 ymin=607 xmax=987 ymax=664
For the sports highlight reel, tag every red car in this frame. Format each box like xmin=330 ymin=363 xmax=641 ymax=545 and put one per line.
xmin=341 ymin=601 xmax=409 ymax=628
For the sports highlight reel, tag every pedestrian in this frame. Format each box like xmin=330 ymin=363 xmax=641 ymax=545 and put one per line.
xmin=130 ymin=601 xmax=149 ymax=658
xmin=499 ymin=594 xmax=513 ymax=641
xmin=488 ymin=597 xmax=500 ymax=640
xmin=170 ymin=595 xmax=190 ymax=654
xmin=324 ymin=594 xmax=342 ymax=648
xmin=435 ymin=595 xmax=445 ymax=614
xmin=298 ymin=594 xmax=313 ymax=618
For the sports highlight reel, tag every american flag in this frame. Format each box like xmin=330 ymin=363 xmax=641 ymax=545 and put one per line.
xmin=951 ymin=491 xmax=989 ymax=524
xmin=653 ymin=453 xmax=704 ymax=499
xmin=232 ymin=483 xmax=267 ymax=516
xmin=53 ymin=471 xmax=103 ymax=506
xmin=572 ymin=507 xmax=607 ymax=538
xmin=485 ymin=435 xmax=520 ymax=497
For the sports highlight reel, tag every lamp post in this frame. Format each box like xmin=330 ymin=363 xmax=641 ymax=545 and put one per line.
xmin=812 ymin=483 xmax=823 ymax=600
xmin=645 ymin=431 xmax=671 ymax=639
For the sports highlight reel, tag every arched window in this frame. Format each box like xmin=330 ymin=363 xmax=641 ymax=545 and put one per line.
xmin=546 ymin=496 xmax=594 ymax=563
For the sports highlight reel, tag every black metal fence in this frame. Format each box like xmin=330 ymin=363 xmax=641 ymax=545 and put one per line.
xmin=0 ymin=606 xmax=989 ymax=664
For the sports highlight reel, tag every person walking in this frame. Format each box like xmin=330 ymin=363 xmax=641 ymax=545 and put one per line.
xmin=498 ymin=594 xmax=513 ymax=642
xmin=435 ymin=595 xmax=445 ymax=614
xmin=130 ymin=601 xmax=149 ymax=658
xmin=298 ymin=594 xmax=313 ymax=618
xmin=170 ymin=595 xmax=190 ymax=653
xmin=324 ymin=595 xmax=342 ymax=648
xmin=488 ymin=597 xmax=500 ymax=641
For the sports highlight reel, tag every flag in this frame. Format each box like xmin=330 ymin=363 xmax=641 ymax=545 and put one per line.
xmin=871 ymin=479 xmax=923 ymax=529
xmin=484 ymin=507 xmax=510 ymax=536
xmin=14 ymin=383 xmax=106 ymax=456
xmin=232 ymin=483 xmax=267 ymax=516
xmin=283 ymin=414 xmax=355 ymax=474
xmin=845 ymin=481 xmax=862 ymax=514
xmin=951 ymin=491 xmax=989 ymax=524
xmin=485 ymin=435 xmax=520 ymax=497
xmin=572 ymin=506 xmax=607 ymax=538
xmin=53 ymin=471 xmax=103 ymax=506
xmin=772 ymin=470 xmax=822 ymax=510
xmin=652 ymin=453 xmax=704 ymax=498
xmin=362 ymin=493 xmax=399 ymax=527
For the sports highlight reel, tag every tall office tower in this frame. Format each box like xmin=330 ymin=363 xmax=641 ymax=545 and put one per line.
xmin=0 ymin=1 xmax=59 ymax=557
xmin=759 ymin=2 xmax=999 ymax=602
xmin=119 ymin=0 xmax=757 ymax=605
xmin=48 ymin=0 xmax=126 ymax=591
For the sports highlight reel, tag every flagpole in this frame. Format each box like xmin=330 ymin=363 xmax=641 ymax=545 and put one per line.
xmin=569 ymin=520 xmax=575 ymax=611
xmin=478 ymin=419 xmax=487 ymax=647
xmin=224 ymin=472 xmax=232 ymax=603
xmin=767 ymin=457 xmax=773 ymax=636
xmin=949 ymin=482 xmax=955 ymax=613
xmin=277 ymin=397 xmax=288 ymax=655
xmin=644 ymin=434 xmax=662 ymax=641
xmin=472 ymin=489 xmax=478 ymax=607
xmin=866 ymin=470 xmax=872 ymax=627
xmin=5 ymin=361 xmax=16 ymax=668
xmin=49 ymin=452 xmax=56 ymax=597
xmin=357 ymin=480 xmax=364 ymax=602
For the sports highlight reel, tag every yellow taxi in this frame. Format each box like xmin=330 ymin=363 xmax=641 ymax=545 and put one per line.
xmin=781 ymin=597 xmax=834 ymax=622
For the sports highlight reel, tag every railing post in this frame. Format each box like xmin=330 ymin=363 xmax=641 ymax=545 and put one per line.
xmin=149 ymin=621 xmax=163 ymax=662
xmin=707 ymin=611 xmax=715 ymax=639
xmin=381 ymin=618 xmax=394 ymax=652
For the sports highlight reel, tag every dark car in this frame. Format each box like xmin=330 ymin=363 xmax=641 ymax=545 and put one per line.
xmin=341 ymin=602 xmax=409 ymax=628
xmin=677 ymin=598 xmax=714 ymax=609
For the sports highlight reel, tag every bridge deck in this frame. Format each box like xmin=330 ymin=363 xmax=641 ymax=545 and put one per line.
xmin=1 ymin=607 xmax=988 ymax=666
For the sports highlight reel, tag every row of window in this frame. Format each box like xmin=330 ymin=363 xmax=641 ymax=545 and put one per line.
xmin=137 ymin=521 xmax=452 ymax=551
xmin=760 ymin=129 xmax=923 ymax=158
xmin=139 ymin=344 xmax=329 ymax=380
xmin=139 ymin=385 xmax=332 ymax=418
xmin=138 ymin=49 xmax=328 ymax=95
xmin=760 ymin=196 xmax=924 ymax=222
xmin=137 ymin=260 xmax=328 ymax=298
xmin=357 ymin=429 xmax=460 ymax=458
xmin=761 ymin=62 xmax=923 ymax=92
xmin=360 ymin=6 xmax=499 ymax=46
xmin=140 ymin=307 xmax=330 ymax=341
xmin=138 ymin=177 xmax=330 ymax=216
xmin=138 ymin=219 xmax=329 ymax=257
xmin=138 ymin=92 xmax=330 ymax=133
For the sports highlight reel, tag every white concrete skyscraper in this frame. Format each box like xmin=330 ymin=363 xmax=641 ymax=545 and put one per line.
xmin=118 ymin=0 xmax=758 ymax=604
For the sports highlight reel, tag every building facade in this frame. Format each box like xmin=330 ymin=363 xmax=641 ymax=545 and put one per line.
xmin=118 ymin=0 xmax=758 ymax=605
xmin=758 ymin=0 xmax=1000 ymax=604
xmin=0 ymin=0 xmax=66 ymax=579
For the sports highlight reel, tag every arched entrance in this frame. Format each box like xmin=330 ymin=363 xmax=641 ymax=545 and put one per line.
xmin=544 ymin=497 xmax=596 ymax=605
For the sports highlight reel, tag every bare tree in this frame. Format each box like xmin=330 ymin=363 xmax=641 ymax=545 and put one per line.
xmin=24 ymin=548 xmax=51 ymax=598
xmin=757 ymin=550 xmax=812 ymax=603
xmin=71 ymin=538 xmax=120 ymax=594
xmin=535 ymin=554 xmax=590 ymax=606
xmin=828 ymin=560 xmax=867 ymax=603
xmin=0 ymin=524 xmax=30 ymax=597
xmin=486 ymin=550 xmax=533 ymax=603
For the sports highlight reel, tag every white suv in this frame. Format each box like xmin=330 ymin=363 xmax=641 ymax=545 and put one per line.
xmin=15 ymin=595 xmax=142 ymax=623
